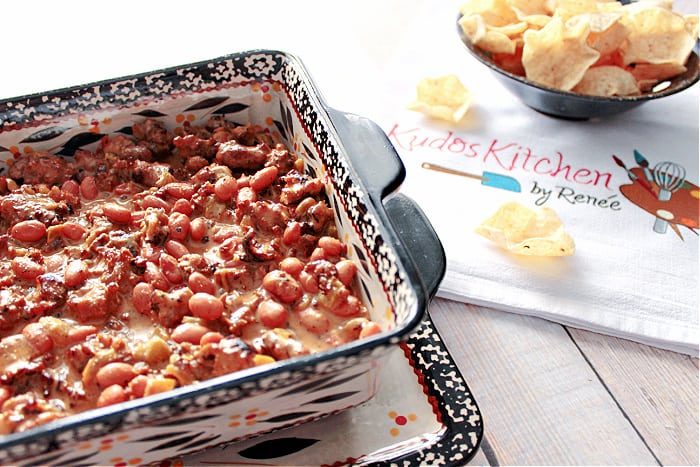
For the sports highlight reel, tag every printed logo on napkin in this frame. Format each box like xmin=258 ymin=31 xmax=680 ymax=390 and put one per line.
xmin=387 ymin=123 xmax=698 ymax=242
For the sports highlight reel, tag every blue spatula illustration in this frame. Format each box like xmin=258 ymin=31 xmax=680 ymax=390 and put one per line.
xmin=422 ymin=162 xmax=521 ymax=192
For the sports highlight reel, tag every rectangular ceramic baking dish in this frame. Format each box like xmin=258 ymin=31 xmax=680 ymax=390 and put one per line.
xmin=0 ymin=50 xmax=445 ymax=465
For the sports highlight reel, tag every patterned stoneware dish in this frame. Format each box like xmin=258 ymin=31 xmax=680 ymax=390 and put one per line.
xmin=0 ymin=50 xmax=446 ymax=465
xmin=176 ymin=316 xmax=483 ymax=467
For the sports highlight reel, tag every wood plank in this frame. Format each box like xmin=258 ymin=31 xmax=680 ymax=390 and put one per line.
xmin=466 ymin=446 xmax=491 ymax=466
xmin=568 ymin=327 xmax=699 ymax=466
xmin=429 ymin=298 xmax=657 ymax=466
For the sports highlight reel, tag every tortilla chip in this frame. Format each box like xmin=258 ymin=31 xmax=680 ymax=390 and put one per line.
xmin=460 ymin=0 xmax=519 ymax=26
xmin=572 ymin=65 xmax=641 ymax=96
xmin=508 ymin=0 xmax=550 ymax=17
xmin=517 ymin=13 xmax=554 ymax=28
xmin=522 ymin=17 xmax=601 ymax=90
xmin=489 ymin=20 xmax=530 ymax=37
xmin=588 ymin=19 xmax=629 ymax=54
xmin=567 ymin=12 xmax=629 ymax=54
xmin=459 ymin=13 xmax=487 ymax=42
xmin=629 ymin=61 xmax=687 ymax=90
xmin=621 ymin=5 xmax=696 ymax=65
xmin=460 ymin=14 xmax=519 ymax=54
xmin=684 ymin=14 xmax=699 ymax=39
xmin=552 ymin=0 xmax=601 ymax=21
xmin=475 ymin=201 xmax=575 ymax=256
xmin=407 ymin=75 xmax=475 ymax=122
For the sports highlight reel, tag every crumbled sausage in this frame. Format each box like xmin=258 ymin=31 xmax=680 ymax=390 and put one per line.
xmin=7 ymin=151 xmax=71 ymax=186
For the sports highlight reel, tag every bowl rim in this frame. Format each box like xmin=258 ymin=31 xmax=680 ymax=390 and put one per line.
xmin=456 ymin=14 xmax=700 ymax=103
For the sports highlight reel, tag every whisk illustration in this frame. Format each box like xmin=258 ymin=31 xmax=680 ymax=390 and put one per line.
xmin=652 ymin=161 xmax=686 ymax=234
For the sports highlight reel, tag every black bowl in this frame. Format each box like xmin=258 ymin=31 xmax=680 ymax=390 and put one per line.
xmin=457 ymin=17 xmax=700 ymax=120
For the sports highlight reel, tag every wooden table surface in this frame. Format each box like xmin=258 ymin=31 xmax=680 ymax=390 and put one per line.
xmin=426 ymin=297 xmax=699 ymax=466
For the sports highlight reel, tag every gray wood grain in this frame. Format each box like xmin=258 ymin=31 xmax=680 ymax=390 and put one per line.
xmin=568 ymin=328 xmax=699 ymax=466
xmin=429 ymin=298 xmax=661 ymax=466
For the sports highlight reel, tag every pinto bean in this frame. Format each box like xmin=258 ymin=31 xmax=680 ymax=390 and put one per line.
xmin=64 ymin=260 xmax=89 ymax=288
xmin=189 ymin=217 xmax=207 ymax=241
xmin=172 ymin=322 xmax=211 ymax=344
xmin=10 ymin=220 xmax=47 ymax=243
xmin=96 ymin=362 xmax=137 ymax=388
xmin=131 ymin=210 xmax=146 ymax=224
xmin=335 ymin=260 xmax=357 ymax=286
xmin=164 ymin=182 xmax=195 ymax=200
xmin=257 ymin=300 xmax=288 ymax=328
xmin=68 ymin=325 xmax=98 ymax=344
xmin=318 ymin=236 xmax=343 ymax=256
xmin=132 ymin=282 xmax=154 ymax=314
xmin=298 ymin=307 xmax=330 ymax=334
xmin=310 ymin=247 xmax=326 ymax=261
xmin=188 ymin=292 xmax=224 ymax=320
xmin=168 ymin=212 xmax=190 ymax=241
xmin=250 ymin=166 xmax=278 ymax=192
xmin=171 ymin=198 xmax=193 ymax=216
xmin=79 ymin=176 xmax=99 ymax=200
xmin=200 ymin=332 xmax=224 ymax=345
xmin=142 ymin=195 xmax=171 ymax=212
xmin=299 ymin=270 xmax=319 ymax=293
xmin=279 ymin=257 xmax=304 ymax=276
xmin=262 ymin=270 xmax=303 ymax=304
xmin=214 ymin=175 xmax=238 ymax=202
xmin=165 ymin=239 xmax=189 ymax=259
xmin=282 ymin=222 xmax=301 ymax=245
xmin=335 ymin=317 xmax=369 ymax=343
xmin=102 ymin=203 xmax=132 ymax=224
xmin=61 ymin=222 xmax=86 ymax=241
xmin=236 ymin=174 xmax=250 ymax=188
xmin=96 ymin=384 xmax=129 ymax=407
xmin=159 ymin=253 xmax=183 ymax=284
xmin=128 ymin=375 xmax=149 ymax=398
xmin=188 ymin=271 xmax=217 ymax=295
xmin=61 ymin=179 xmax=80 ymax=196
xmin=359 ymin=321 xmax=382 ymax=338
xmin=11 ymin=256 xmax=46 ymax=280
xmin=22 ymin=322 xmax=53 ymax=353
xmin=330 ymin=294 xmax=363 ymax=317
xmin=113 ymin=181 xmax=142 ymax=195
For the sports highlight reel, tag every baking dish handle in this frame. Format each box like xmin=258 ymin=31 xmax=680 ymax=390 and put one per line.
xmin=326 ymin=109 xmax=446 ymax=300
xmin=383 ymin=193 xmax=446 ymax=300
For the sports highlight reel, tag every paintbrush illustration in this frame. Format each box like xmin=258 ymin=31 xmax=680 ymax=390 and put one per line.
xmin=612 ymin=155 xmax=656 ymax=196
xmin=633 ymin=149 xmax=655 ymax=184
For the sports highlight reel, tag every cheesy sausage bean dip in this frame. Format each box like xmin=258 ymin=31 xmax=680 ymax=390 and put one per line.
xmin=0 ymin=117 xmax=380 ymax=434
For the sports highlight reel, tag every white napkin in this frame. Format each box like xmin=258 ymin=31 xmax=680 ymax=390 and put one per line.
xmin=353 ymin=1 xmax=700 ymax=356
